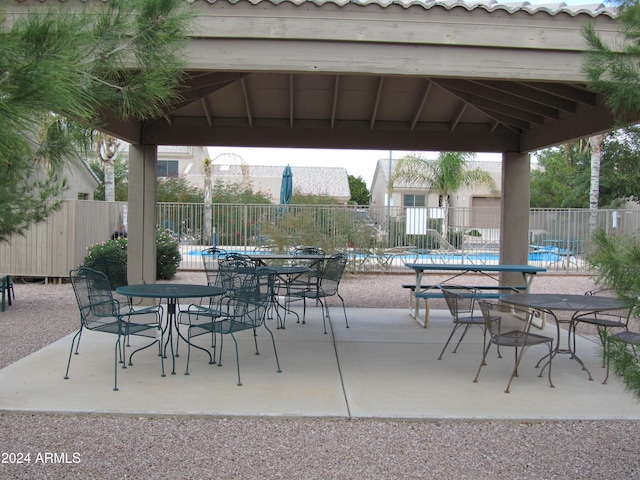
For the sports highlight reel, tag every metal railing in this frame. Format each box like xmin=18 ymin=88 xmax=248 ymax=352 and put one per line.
xmin=158 ymin=202 xmax=640 ymax=273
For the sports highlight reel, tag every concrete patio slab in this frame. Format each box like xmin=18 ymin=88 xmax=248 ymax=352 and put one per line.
xmin=0 ymin=307 xmax=638 ymax=420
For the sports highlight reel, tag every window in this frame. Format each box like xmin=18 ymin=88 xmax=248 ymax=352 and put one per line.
xmin=403 ymin=194 xmax=426 ymax=207
xmin=157 ymin=160 xmax=179 ymax=177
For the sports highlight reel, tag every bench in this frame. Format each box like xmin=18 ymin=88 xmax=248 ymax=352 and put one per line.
xmin=407 ymin=284 xmax=528 ymax=327
xmin=402 ymin=283 xmax=527 ymax=294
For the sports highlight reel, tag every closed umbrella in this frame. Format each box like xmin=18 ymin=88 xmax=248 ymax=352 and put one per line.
xmin=279 ymin=165 xmax=293 ymax=213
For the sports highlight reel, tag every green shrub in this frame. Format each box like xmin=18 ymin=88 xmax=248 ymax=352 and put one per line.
xmin=156 ymin=228 xmax=181 ymax=280
xmin=82 ymin=229 xmax=181 ymax=286
xmin=82 ymin=237 xmax=128 ymax=288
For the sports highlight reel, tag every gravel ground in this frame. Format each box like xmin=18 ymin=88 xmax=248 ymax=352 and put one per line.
xmin=1 ymin=271 xmax=640 ymax=480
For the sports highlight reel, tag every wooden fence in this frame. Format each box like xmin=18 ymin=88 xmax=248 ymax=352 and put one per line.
xmin=0 ymin=200 xmax=126 ymax=282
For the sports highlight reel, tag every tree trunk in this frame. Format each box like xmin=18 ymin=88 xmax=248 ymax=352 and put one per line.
xmin=202 ymin=159 xmax=213 ymax=245
xmin=104 ymin=162 xmax=115 ymax=202
xmin=588 ymin=135 xmax=604 ymax=234
xmin=99 ymin=135 xmax=120 ymax=203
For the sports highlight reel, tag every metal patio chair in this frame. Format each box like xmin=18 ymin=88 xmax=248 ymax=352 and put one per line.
xmin=474 ymin=300 xmax=554 ymax=393
xmin=1 ymin=275 xmax=15 ymax=312
xmin=572 ymin=288 xmax=633 ymax=369
xmin=66 ymin=267 xmax=165 ymax=391
xmin=278 ymin=246 xmax=326 ymax=325
xmin=438 ymin=284 xmax=488 ymax=361
xmin=604 ymin=328 xmax=640 ymax=384
xmin=287 ymin=252 xmax=349 ymax=334
xmin=185 ymin=268 xmax=281 ymax=385
xmin=175 ymin=247 xmax=228 ymax=357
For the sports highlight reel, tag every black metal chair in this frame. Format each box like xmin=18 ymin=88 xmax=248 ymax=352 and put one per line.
xmin=474 ymin=300 xmax=554 ymax=393
xmin=1 ymin=275 xmax=15 ymax=312
xmin=287 ymin=252 xmax=349 ymax=334
xmin=276 ymin=246 xmax=326 ymax=327
xmin=604 ymin=329 xmax=640 ymax=384
xmin=185 ymin=268 xmax=281 ymax=385
xmin=438 ymin=284 xmax=489 ymax=361
xmin=572 ymin=288 xmax=633 ymax=368
xmin=66 ymin=267 xmax=165 ymax=391
xmin=175 ymin=247 xmax=228 ymax=357
xmin=201 ymin=247 xmax=228 ymax=287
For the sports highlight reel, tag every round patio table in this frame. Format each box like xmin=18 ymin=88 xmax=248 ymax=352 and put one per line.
xmin=116 ymin=284 xmax=226 ymax=375
xmin=500 ymin=293 xmax=630 ymax=381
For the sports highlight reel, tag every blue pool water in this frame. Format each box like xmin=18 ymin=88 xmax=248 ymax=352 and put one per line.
xmin=191 ymin=247 xmax=569 ymax=263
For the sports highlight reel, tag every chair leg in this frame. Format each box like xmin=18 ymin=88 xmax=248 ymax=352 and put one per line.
xmin=438 ymin=323 xmax=461 ymax=360
xmin=473 ymin=342 xmax=493 ymax=383
xmin=263 ymin=323 xmax=282 ymax=374
xmin=230 ymin=332 xmax=242 ymax=386
xmin=604 ymin=337 xmax=612 ymax=384
xmin=64 ymin=329 xmax=83 ymax=380
xmin=452 ymin=324 xmax=472 ymax=354
xmin=114 ymin=337 xmax=121 ymax=391
xmin=319 ymin=298 xmax=328 ymax=334
xmin=301 ymin=298 xmax=307 ymax=324
xmin=337 ymin=293 xmax=349 ymax=328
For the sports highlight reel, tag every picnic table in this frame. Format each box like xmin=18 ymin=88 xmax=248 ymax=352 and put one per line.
xmin=404 ymin=263 xmax=546 ymax=327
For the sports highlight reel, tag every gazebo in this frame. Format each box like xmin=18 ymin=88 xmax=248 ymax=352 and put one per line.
xmin=9 ymin=0 xmax=631 ymax=286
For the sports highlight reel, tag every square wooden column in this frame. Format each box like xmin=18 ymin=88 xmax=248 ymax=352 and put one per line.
xmin=500 ymin=152 xmax=531 ymax=286
xmin=127 ymin=145 xmax=158 ymax=285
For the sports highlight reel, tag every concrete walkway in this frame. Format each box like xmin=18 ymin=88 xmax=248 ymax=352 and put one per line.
xmin=0 ymin=307 xmax=638 ymax=420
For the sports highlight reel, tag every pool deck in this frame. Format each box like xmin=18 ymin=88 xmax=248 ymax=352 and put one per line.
xmin=0 ymin=306 xmax=636 ymax=420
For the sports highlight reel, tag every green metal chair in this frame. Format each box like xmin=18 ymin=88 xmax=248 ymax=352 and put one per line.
xmin=1 ymin=275 xmax=15 ymax=312
xmin=287 ymin=252 xmax=349 ymax=334
xmin=572 ymin=288 xmax=633 ymax=368
xmin=438 ymin=284 xmax=488 ymax=361
xmin=277 ymin=246 xmax=325 ymax=328
xmin=66 ymin=267 xmax=165 ymax=391
xmin=185 ymin=268 xmax=281 ymax=385
xmin=474 ymin=300 xmax=554 ymax=393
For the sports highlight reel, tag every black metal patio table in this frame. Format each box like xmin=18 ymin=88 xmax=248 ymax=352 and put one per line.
xmin=116 ymin=284 xmax=226 ymax=375
xmin=261 ymin=265 xmax=311 ymax=328
xmin=500 ymin=293 xmax=630 ymax=381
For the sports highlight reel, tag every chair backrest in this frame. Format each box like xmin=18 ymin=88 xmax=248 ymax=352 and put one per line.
xmin=230 ymin=269 xmax=275 ymax=328
xmin=439 ymin=284 xmax=477 ymax=318
xmin=317 ymin=253 xmax=347 ymax=296
xmin=218 ymin=254 xmax=258 ymax=297
xmin=583 ymin=288 xmax=633 ymax=325
xmin=201 ymin=247 xmax=228 ymax=287
xmin=292 ymin=246 xmax=325 ymax=271
xmin=478 ymin=300 xmax=537 ymax=339
xmin=70 ymin=267 xmax=118 ymax=327
xmin=82 ymin=255 xmax=127 ymax=290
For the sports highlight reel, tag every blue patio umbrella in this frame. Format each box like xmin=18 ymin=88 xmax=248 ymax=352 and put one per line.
xmin=278 ymin=165 xmax=293 ymax=213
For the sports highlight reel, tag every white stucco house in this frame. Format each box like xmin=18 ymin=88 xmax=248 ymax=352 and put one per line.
xmin=124 ymin=145 xmax=351 ymax=204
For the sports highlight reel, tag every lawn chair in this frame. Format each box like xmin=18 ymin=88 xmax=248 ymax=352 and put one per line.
xmin=185 ymin=268 xmax=280 ymax=385
xmin=572 ymin=288 xmax=633 ymax=369
xmin=66 ymin=267 xmax=165 ymax=391
xmin=287 ymin=253 xmax=349 ymax=334
xmin=438 ymin=284 xmax=488 ymax=361
xmin=474 ymin=300 xmax=554 ymax=393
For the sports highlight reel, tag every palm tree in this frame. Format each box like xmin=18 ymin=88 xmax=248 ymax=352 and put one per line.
xmin=95 ymin=133 xmax=122 ymax=202
xmin=389 ymin=152 xmax=497 ymax=236
xmin=588 ymin=134 xmax=605 ymax=234
xmin=201 ymin=157 xmax=213 ymax=245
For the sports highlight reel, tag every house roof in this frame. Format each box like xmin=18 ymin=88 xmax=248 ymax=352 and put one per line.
xmin=202 ymin=0 xmax=617 ymax=17
xmin=212 ymin=164 xmax=351 ymax=200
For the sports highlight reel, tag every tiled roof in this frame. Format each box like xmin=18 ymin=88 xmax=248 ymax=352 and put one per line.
xmin=201 ymin=0 xmax=618 ymax=18
xmin=213 ymin=164 xmax=351 ymax=199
